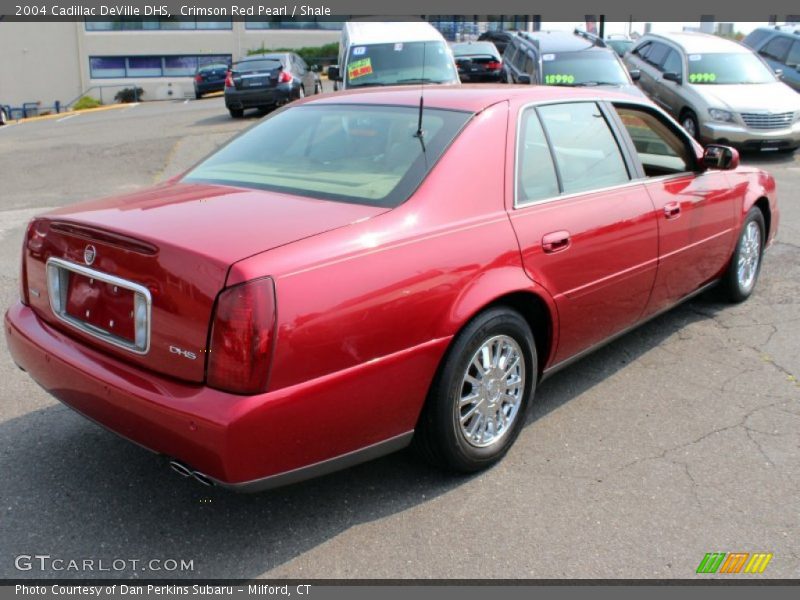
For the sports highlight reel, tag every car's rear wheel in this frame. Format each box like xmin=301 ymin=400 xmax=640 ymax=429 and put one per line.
xmin=297 ymin=86 xmax=305 ymax=99
xmin=0 ymin=107 xmax=6 ymax=125
xmin=314 ymin=82 xmax=321 ymax=94
xmin=413 ymin=307 xmax=536 ymax=472
xmin=228 ymin=108 xmax=244 ymax=119
xmin=195 ymin=92 xmax=202 ymax=100
xmin=720 ymin=207 xmax=765 ymax=303
xmin=680 ymin=109 xmax=700 ymax=140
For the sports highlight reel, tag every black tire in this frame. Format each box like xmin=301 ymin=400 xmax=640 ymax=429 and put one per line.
xmin=195 ymin=92 xmax=202 ymax=100
xmin=680 ymin=109 xmax=700 ymax=140
xmin=314 ymin=82 xmax=321 ymax=95
xmin=719 ymin=207 xmax=766 ymax=303
xmin=228 ymin=108 xmax=244 ymax=119
xmin=413 ymin=307 xmax=536 ymax=473
xmin=778 ymin=146 xmax=798 ymax=154
xmin=297 ymin=85 xmax=305 ymax=100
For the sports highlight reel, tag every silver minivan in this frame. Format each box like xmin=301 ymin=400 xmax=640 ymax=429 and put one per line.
xmin=624 ymin=32 xmax=800 ymax=152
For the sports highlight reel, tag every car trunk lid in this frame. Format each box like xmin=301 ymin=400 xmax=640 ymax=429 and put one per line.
xmin=24 ymin=182 xmax=388 ymax=382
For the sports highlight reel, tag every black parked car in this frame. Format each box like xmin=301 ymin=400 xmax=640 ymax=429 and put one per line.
xmin=503 ymin=29 xmax=645 ymax=98
xmin=194 ymin=63 xmax=229 ymax=99
xmin=224 ymin=53 xmax=322 ymax=119
xmin=477 ymin=30 xmax=515 ymax=55
xmin=452 ymin=41 xmax=504 ymax=82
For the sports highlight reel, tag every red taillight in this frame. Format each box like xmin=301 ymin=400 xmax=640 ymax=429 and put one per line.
xmin=278 ymin=70 xmax=293 ymax=83
xmin=486 ymin=60 xmax=502 ymax=71
xmin=195 ymin=73 xmax=203 ymax=83
xmin=224 ymin=71 xmax=234 ymax=88
xmin=207 ymin=277 xmax=276 ymax=395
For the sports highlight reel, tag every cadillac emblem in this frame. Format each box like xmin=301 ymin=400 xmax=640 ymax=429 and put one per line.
xmin=84 ymin=244 xmax=96 ymax=266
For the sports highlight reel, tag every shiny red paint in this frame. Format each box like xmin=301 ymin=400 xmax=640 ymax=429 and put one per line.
xmin=5 ymin=86 xmax=779 ymax=488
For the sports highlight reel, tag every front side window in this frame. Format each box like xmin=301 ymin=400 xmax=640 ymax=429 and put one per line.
xmin=516 ymin=109 xmax=559 ymax=204
xmin=183 ymin=105 xmax=472 ymax=207
xmin=661 ymin=50 xmax=683 ymax=76
xmin=687 ymin=53 xmax=775 ymax=84
xmin=537 ymin=102 xmax=629 ymax=194
xmin=614 ymin=105 xmax=693 ymax=176
xmin=345 ymin=41 xmax=457 ymax=87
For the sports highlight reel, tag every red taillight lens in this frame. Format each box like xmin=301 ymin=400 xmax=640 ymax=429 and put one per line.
xmin=207 ymin=277 xmax=276 ymax=395
xmin=486 ymin=61 xmax=502 ymax=71
xmin=224 ymin=71 xmax=234 ymax=88
xmin=195 ymin=73 xmax=203 ymax=83
xmin=278 ymin=70 xmax=293 ymax=83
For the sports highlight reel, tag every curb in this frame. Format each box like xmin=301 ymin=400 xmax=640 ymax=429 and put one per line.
xmin=11 ymin=102 xmax=136 ymax=124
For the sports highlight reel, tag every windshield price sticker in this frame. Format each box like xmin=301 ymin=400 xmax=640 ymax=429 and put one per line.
xmin=352 ymin=46 xmax=366 ymax=56
xmin=688 ymin=54 xmax=702 ymax=61
xmin=348 ymin=58 xmax=373 ymax=79
xmin=542 ymin=54 xmax=556 ymax=61
xmin=689 ymin=72 xmax=716 ymax=83
xmin=545 ymin=74 xmax=576 ymax=84
xmin=394 ymin=43 xmax=404 ymax=51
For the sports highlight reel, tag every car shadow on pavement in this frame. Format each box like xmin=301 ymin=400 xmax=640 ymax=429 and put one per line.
xmin=739 ymin=149 xmax=798 ymax=166
xmin=0 ymin=292 xmax=728 ymax=580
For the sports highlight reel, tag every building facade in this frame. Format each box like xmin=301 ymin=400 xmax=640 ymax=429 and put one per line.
xmin=0 ymin=17 xmax=535 ymax=110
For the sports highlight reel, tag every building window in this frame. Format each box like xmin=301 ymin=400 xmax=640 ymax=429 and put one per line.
xmin=85 ymin=17 xmax=232 ymax=31
xmin=244 ymin=18 xmax=344 ymax=30
xmin=89 ymin=55 xmax=232 ymax=79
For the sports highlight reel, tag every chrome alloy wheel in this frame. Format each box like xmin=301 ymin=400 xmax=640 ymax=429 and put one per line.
xmin=457 ymin=335 xmax=525 ymax=448
xmin=737 ymin=220 xmax=761 ymax=292
xmin=682 ymin=116 xmax=697 ymax=138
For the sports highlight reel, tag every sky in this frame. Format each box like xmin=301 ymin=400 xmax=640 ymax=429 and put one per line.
xmin=548 ymin=21 xmax=772 ymax=37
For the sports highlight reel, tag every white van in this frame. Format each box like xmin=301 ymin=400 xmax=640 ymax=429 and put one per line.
xmin=328 ymin=21 xmax=460 ymax=90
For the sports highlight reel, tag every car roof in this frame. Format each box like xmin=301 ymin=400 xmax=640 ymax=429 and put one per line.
xmin=643 ymin=32 xmax=750 ymax=54
xmin=303 ymin=84 xmax=650 ymax=113
xmin=345 ymin=20 xmax=444 ymax=45
xmin=238 ymin=53 xmax=287 ymax=62
xmin=515 ymin=30 xmax=606 ymax=53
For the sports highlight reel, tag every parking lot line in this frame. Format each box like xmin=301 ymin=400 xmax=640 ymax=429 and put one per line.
xmin=56 ymin=114 xmax=79 ymax=123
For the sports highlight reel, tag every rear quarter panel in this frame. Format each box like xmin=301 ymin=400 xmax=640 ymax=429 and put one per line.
xmin=227 ymin=101 xmax=550 ymax=434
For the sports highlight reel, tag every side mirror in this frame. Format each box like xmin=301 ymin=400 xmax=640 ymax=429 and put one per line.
xmin=327 ymin=66 xmax=341 ymax=81
xmin=517 ymin=74 xmax=532 ymax=84
xmin=662 ymin=72 xmax=681 ymax=84
xmin=629 ymin=68 xmax=641 ymax=81
xmin=310 ymin=64 xmax=320 ymax=73
xmin=702 ymin=144 xmax=739 ymax=170
xmin=774 ymin=68 xmax=784 ymax=78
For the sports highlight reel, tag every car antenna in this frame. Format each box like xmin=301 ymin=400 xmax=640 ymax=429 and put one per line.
xmin=414 ymin=41 xmax=426 ymax=152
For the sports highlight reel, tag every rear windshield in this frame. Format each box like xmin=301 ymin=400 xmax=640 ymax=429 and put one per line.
xmin=542 ymin=51 xmax=630 ymax=86
xmin=234 ymin=59 xmax=282 ymax=73
xmin=183 ymin=104 xmax=472 ymax=207
xmin=346 ymin=41 xmax=458 ymax=87
xmin=199 ymin=63 xmax=229 ymax=72
xmin=452 ymin=42 xmax=500 ymax=58
xmin=686 ymin=53 xmax=776 ymax=84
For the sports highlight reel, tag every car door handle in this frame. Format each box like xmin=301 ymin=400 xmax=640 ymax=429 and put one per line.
xmin=664 ymin=202 xmax=681 ymax=219
xmin=542 ymin=231 xmax=571 ymax=254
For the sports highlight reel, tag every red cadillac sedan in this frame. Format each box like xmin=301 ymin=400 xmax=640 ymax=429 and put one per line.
xmin=5 ymin=86 xmax=778 ymax=491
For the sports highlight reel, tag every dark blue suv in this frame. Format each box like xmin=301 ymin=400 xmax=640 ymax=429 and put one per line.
xmin=743 ymin=26 xmax=800 ymax=93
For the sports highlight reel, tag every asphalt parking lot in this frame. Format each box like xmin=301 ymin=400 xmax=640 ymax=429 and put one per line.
xmin=1 ymin=96 xmax=799 ymax=580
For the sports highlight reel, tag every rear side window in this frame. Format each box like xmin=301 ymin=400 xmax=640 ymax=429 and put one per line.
xmin=183 ymin=104 xmax=472 ymax=208
xmin=516 ymin=109 xmax=560 ymax=204
xmin=537 ymin=102 xmax=629 ymax=194
xmin=742 ymin=29 xmax=771 ymax=49
xmin=760 ymin=36 xmax=792 ymax=62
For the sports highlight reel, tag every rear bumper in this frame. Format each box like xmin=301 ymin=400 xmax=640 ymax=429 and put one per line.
xmin=195 ymin=81 xmax=224 ymax=95
xmin=224 ymin=85 xmax=293 ymax=109
xmin=5 ymin=303 xmax=444 ymax=490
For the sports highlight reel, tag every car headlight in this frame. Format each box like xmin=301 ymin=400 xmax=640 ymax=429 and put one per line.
xmin=708 ymin=108 xmax=735 ymax=123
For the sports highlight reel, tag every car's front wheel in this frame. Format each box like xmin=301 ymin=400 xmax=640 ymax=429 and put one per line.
xmin=720 ymin=207 xmax=766 ymax=302
xmin=414 ymin=307 xmax=536 ymax=472
xmin=680 ymin=109 xmax=700 ymax=140
xmin=228 ymin=108 xmax=244 ymax=119
xmin=0 ymin=106 xmax=7 ymax=125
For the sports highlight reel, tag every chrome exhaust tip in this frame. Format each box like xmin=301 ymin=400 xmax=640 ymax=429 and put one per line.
xmin=169 ymin=460 xmax=193 ymax=478
xmin=192 ymin=472 xmax=213 ymax=487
